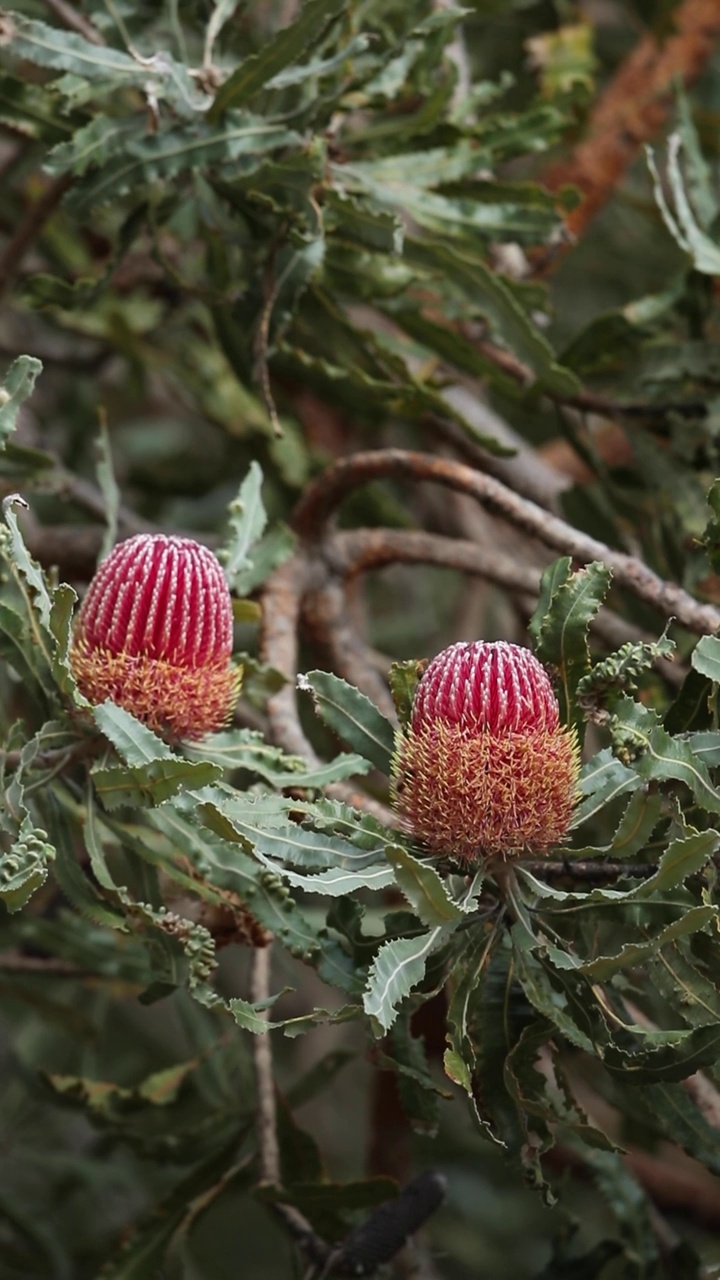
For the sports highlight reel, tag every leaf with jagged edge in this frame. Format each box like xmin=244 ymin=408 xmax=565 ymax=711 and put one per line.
xmin=568 ymin=787 xmax=664 ymax=861
xmin=611 ymin=697 xmax=720 ymax=814
xmin=444 ymin=924 xmax=501 ymax=1096
xmin=648 ymin=937 xmax=720 ymax=1028
xmin=298 ymin=670 xmax=395 ymax=774
xmin=217 ymin=461 xmax=266 ymax=594
xmin=405 ymin=238 xmax=580 ymax=397
xmin=184 ymin=728 xmax=369 ymax=788
xmin=209 ymin=0 xmax=346 ymax=118
xmin=604 ymin=1021 xmax=720 ymax=1084
xmin=691 ymin=633 xmax=720 ymax=684
xmin=0 ymin=814 xmax=53 ymax=911
xmin=571 ymin=748 xmax=643 ymax=829
xmin=363 ymin=923 xmax=453 ymax=1035
xmin=149 ymin=804 xmax=360 ymax=992
xmin=0 ymin=354 xmax=42 ymax=444
xmin=200 ymin=800 xmax=396 ymax=895
xmin=611 ymin=1077 xmax=720 ymax=1178
xmin=91 ymin=758 xmax=223 ymax=809
xmin=65 ymin=116 xmax=300 ymax=212
xmin=385 ymin=844 xmax=482 ymax=927
xmin=0 ymin=13 xmax=206 ymax=116
xmin=92 ymin=702 xmax=173 ymax=765
xmin=532 ymin=559 xmax=612 ymax=735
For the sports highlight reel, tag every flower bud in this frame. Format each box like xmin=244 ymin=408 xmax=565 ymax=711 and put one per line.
xmin=392 ymin=640 xmax=580 ymax=860
xmin=70 ymin=534 xmax=241 ymax=740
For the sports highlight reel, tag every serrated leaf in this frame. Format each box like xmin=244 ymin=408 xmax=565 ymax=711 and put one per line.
xmin=209 ymin=0 xmax=345 ymax=117
xmin=533 ymin=560 xmax=612 ymax=733
xmin=200 ymin=804 xmax=395 ymax=895
xmin=571 ymin=749 xmax=643 ymax=828
xmin=66 ymin=116 xmax=300 ymax=212
xmin=91 ymin=759 xmax=222 ymax=809
xmin=92 ymin=702 xmax=173 ymax=765
xmin=0 ymin=354 xmax=42 ymax=444
xmin=363 ymin=925 xmax=450 ymax=1034
xmin=605 ymin=1022 xmax=720 ymax=1083
xmin=219 ymin=461 xmax=267 ymax=594
xmin=691 ymin=633 xmax=720 ymax=683
xmin=298 ymin=670 xmax=395 ymax=773
xmin=384 ymin=844 xmax=481 ymax=927
xmin=612 ymin=698 xmax=720 ymax=814
xmin=184 ymin=728 xmax=369 ymax=787
xmin=404 ymin=238 xmax=580 ymax=396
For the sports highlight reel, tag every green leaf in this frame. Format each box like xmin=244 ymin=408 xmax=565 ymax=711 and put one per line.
xmin=363 ymin=924 xmax=450 ymax=1034
xmin=92 ymin=702 xmax=173 ymax=765
xmin=0 ymin=354 xmax=42 ymax=445
xmin=605 ymin=1022 xmax=720 ymax=1083
xmin=384 ymin=844 xmax=481 ymax=927
xmin=67 ymin=116 xmax=300 ymax=212
xmin=184 ymin=729 xmax=369 ymax=787
xmin=209 ymin=0 xmax=345 ymax=117
xmin=0 ymin=13 xmax=205 ymax=116
xmin=691 ymin=633 xmax=720 ymax=683
xmin=404 ymin=238 xmax=580 ymax=396
xmin=199 ymin=802 xmax=395 ymax=895
xmin=91 ymin=759 xmax=222 ymax=809
xmin=533 ymin=559 xmax=612 ymax=734
xmin=219 ymin=461 xmax=267 ymax=594
xmin=298 ymin=670 xmax=395 ymax=773
xmin=572 ymin=749 xmax=643 ymax=829
xmin=612 ymin=698 xmax=720 ymax=815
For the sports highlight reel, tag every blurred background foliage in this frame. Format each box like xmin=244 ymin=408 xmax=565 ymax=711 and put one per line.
xmin=3 ymin=1 xmax=720 ymax=1278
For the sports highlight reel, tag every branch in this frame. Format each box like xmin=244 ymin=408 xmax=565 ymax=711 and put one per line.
xmin=40 ymin=0 xmax=104 ymax=43
xmin=249 ymin=943 xmax=280 ymax=1186
xmin=541 ymin=0 xmax=720 ymax=247
xmin=292 ymin=449 xmax=720 ymax=635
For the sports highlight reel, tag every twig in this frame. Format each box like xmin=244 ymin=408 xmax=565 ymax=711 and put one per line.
xmin=292 ymin=449 xmax=720 ymax=635
xmin=519 ymin=859 xmax=657 ymax=880
xmin=260 ymin=550 xmax=397 ymax=823
xmin=0 ymin=174 xmax=74 ymax=301
xmin=40 ymin=0 xmax=104 ymax=43
xmin=249 ymin=942 xmax=280 ymax=1186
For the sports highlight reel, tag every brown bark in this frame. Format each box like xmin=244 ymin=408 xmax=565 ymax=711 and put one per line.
xmin=543 ymin=0 xmax=720 ymax=244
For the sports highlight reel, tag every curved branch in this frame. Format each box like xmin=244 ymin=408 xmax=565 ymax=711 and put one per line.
xmin=293 ymin=450 xmax=720 ymax=635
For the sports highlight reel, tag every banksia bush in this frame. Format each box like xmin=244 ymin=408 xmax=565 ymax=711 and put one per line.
xmin=392 ymin=640 xmax=580 ymax=860
xmin=70 ymin=534 xmax=240 ymax=740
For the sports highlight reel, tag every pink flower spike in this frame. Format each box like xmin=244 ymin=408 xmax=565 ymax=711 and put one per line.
xmin=393 ymin=640 xmax=580 ymax=861
xmin=70 ymin=534 xmax=241 ymax=740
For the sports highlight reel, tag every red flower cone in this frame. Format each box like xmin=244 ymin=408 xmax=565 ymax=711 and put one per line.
xmin=392 ymin=640 xmax=580 ymax=860
xmin=70 ymin=534 xmax=241 ymax=740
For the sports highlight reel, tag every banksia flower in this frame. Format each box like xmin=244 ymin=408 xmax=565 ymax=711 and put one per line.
xmin=392 ymin=640 xmax=580 ymax=861
xmin=70 ymin=534 xmax=240 ymax=740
